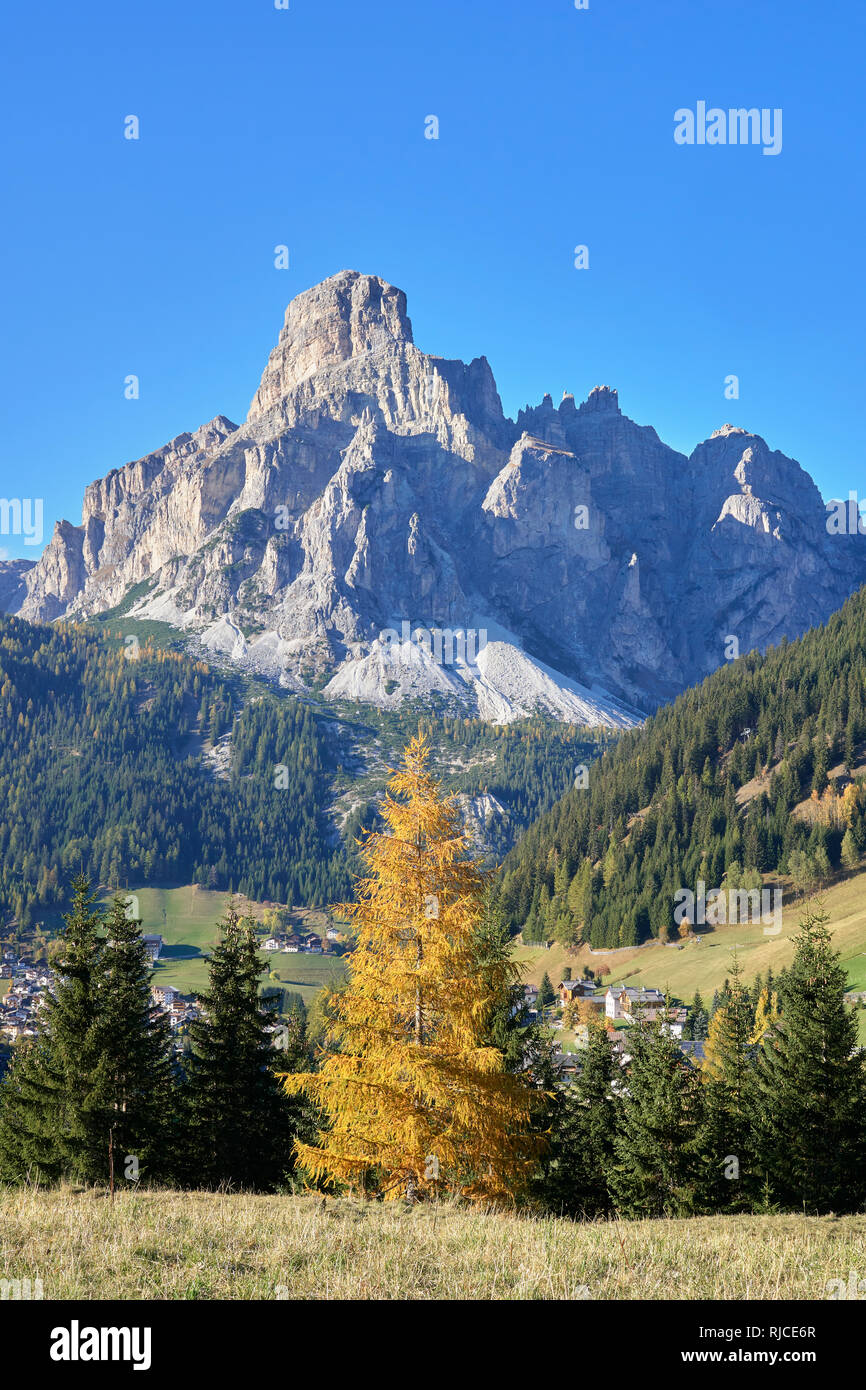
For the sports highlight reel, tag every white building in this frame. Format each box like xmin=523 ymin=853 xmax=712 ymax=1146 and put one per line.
xmin=605 ymin=986 xmax=666 ymax=1021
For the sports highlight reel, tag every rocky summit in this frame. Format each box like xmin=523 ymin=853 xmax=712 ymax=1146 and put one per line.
xmin=4 ymin=269 xmax=864 ymax=723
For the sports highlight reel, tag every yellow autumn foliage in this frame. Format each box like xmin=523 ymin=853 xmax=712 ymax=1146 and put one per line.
xmin=280 ymin=733 xmax=540 ymax=1205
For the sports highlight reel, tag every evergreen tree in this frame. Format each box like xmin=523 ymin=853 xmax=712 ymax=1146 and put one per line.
xmin=698 ymin=956 xmax=755 ymax=1211
xmin=41 ymin=877 xmax=110 ymax=1181
xmin=87 ymin=896 xmax=176 ymax=1184
xmin=609 ymin=1021 xmax=704 ymax=1218
xmin=479 ymin=893 xmax=556 ymax=1089
xmin=0 ymin=878 xmax=165 ymax=1186
xmin=684 ymin=990 xmax=709 ymax=1041
xmin=751 ymin=902 xmax=866 ymax=1212
xmin=276 ymin=992 xmax=309 ymax=1071
xmin=538 ymin=971 xmax=555 ymax=1011
xmin=841 ymin=828 xmax=860 ymax=872
xmin=0 ymin=1036 xmax=64 ymax=1183
xmin=182 ymin=907 xmax=300 ymax=1190
xmin=537 ymin=1022 xmax=617 ymax=1218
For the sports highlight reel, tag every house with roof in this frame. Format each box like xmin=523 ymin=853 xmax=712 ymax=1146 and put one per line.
xmin=559 ymin=978 xmax=585 ymax=1004
xmin=151 ymin=983 xmax=180 ymax=1007
xmin=143 ymin=934 xmax=163 ymax=964
xmin=662 ymin=1007 xmax=689 ymax=1039
xmin=605 ymin=985 xmax=666 ymax=1022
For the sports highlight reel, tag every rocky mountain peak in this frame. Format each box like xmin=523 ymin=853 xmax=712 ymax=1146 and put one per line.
xmin=3 ymin=269 xmax=864 ymax=722
xmin=578 ymin=385 xmax=620 ymax=415
xmin=248 ymin=270 xmax=414 ymax=419
xmin=710 ymin=423 xmax=751 ymax=438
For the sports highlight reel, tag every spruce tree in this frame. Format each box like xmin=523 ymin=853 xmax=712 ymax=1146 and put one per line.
xmin=181 ymin=907 xmax=300 ymax=1191
xmin=0 ymin=878 xmax=111 ymax=1183
xmin=479 ymin=895 xmax=559 ymax=1183
xmin=0 ymin=881 xmax=181 ymax=1186
xmin=609 ymin=1021 xmax=705 ymax=1218
xmin=479 ymin=893 xmax=555 ymax=1088
xmin=87 ymin=896 xmax=176 ymax=1185
xmin=841 ymin=828 xmax=860 ymax=872
xmin=538 ymin=1022 xmax=617 ymax=1218
xmin=698 ymin=956 xmax=755 ymax=1211
xmin=0 ymin=1036 xmax=65 ymax=1183
xmin=43 ymin=877 xmax=110 ymax=1180
xmin=751 ymin=903 xmax=865 ymax=1213
xmin=538 ymin=971 xmax=555 ymax=1011
xmin=685 ymin=990 xmax=709 ymax=1041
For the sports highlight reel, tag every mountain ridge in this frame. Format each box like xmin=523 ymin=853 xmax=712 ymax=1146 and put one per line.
xmin=3 ymin=269 xmax=863 ymax=720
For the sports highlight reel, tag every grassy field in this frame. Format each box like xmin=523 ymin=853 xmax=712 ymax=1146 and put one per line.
xmin=0 ymin=1187 xmax=862 ymax=1300
xmin=516 ymin=869 xmax=866 ymax=1020
xmin=103 ymin=885 xmax=346 ymax=1003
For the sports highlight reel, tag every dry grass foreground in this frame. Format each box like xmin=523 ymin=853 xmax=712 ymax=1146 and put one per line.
xmin=1 ymin=1188 xmax=864 ymax=1300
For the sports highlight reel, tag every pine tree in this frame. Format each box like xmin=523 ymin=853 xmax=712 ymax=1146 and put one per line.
xmin=609 ymin=1021 xmax=705 ymax=1218
xmin=87 ymin=896 xmax=176 ymax=1184
xmin=538 ymin=971 xmax=555 ymax=1011
xmin=537 ymin=1021 xmax=617 ymax=1218
xmin=751 ymin=902 xmax=866 ymax=1212
xmin=0 ymin=1036 xmax=64 ymax=1183
xmin=478 ymin=892 xmax=555 ymax=1087
xmin=841 ymin=828 xmax=860 ymax=872
xmin=698 ymin=956 xmax=755 ymax=1211
xmin=0 ymin=877 xmax=109 ymax=1184
xmin=182 ymin=907 xmax=300 ymax=1190
xmin=684 ymin=989 xmax=709 ymax=1041
xmin=282 ymin=734 xmax=540 ymax=1204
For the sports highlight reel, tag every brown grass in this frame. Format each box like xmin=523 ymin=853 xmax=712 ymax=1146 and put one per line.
xmin=1 ymin=1187 xmax=864 ymax=1300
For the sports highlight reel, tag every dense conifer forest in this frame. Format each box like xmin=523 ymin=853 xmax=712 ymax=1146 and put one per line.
xmin=0 ymin=617 xmax=346 ymax=922
xmin=0 ymin=617 xmax=605 ymax=928
xmin=495 ymin=586 xmax=866 ymax=947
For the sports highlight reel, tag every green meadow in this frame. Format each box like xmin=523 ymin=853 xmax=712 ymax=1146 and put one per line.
xmin=117 ymin=884 xmax=346 ymax=1004
xmin=515 ymin=869 xmax=866 ymax=1043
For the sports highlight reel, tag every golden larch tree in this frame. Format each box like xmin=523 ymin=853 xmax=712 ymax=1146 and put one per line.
xmin=280 ymin=733 xmax=540 ymax=1204
xmin=749 ymin=987 xmax=780 ymax=1045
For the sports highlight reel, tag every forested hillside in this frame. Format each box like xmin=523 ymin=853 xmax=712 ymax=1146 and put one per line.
xmin=0 ymin=617 xmax=347 ymax=922
xmin=495 ymin=586 xmax=866 ymax=947
xmin=0 ymin=617 xmax=609 ymax=929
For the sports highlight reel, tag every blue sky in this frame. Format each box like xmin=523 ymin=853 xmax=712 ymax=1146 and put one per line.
xmin=1 ymin=0 xmax=863 ymax=558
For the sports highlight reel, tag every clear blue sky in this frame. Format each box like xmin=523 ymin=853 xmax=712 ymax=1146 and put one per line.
xmin=1 ymin=0 xmax=863 ymax=558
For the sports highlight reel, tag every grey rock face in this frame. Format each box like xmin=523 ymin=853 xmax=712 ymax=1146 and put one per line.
xmin=3 ymin=270 xmax=863 ymax=720
xmin=0 ymin=559 xmax=35 ymax=614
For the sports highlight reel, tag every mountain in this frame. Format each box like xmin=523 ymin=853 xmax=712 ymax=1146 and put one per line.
xmin=3 ymin=269 xmax=864 ymax=719
xmin=494 ymin=584 xmax=866 ymax=949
